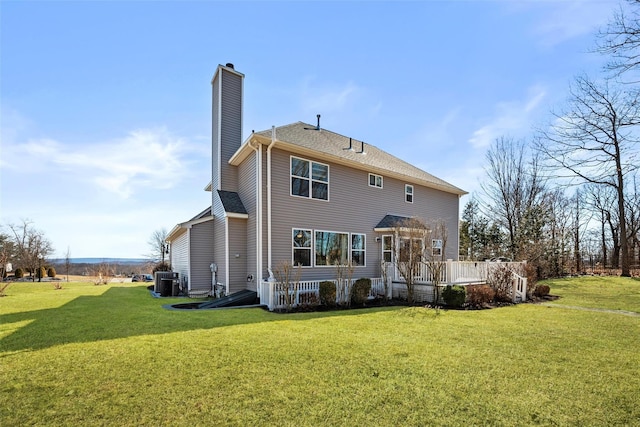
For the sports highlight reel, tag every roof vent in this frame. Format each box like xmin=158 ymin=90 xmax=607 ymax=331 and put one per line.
xmin=316 ymin=114 xmax=321 ymax=130
xmin=225 ymin=63 xmax=234 ymax=69
xmin=358 ymin=141 xmax=366 ymax=154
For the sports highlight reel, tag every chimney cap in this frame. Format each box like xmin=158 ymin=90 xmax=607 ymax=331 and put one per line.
xmin=225 ymin=63 xmax=234 ymax=69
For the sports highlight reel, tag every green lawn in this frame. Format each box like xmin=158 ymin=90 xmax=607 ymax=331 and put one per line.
xmin=542 ymin=275 xmax=640 ymax=313
xmin=1 ymin=278 xmax=639 ymax=426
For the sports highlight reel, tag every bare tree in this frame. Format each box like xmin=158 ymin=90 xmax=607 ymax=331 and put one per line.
xmin=146 ymin=228 xmax=168 ymax=263
xmin=481 ymin=137 xmax=547 ymax=261
xmin=596 ymin=0 xmax=640 ymax=80
xmin=8 ymin=220 xmax=54 ymax=281
xmin=0 ymin=231 xmax=15 ymax=296
xmin=391 ymin=217 xmax=428 ymax=305
xmin=0 ymin=230 xmax=15 ymax=279
xmin=272 ymin=260 xmax=301 ymax=311
xmin=585 ymin=183 xmax=618 ymax=269
xmin=88 ymin=262 xmax=114 ymax=286
xmin=537 ymin=76 xmax=640 ymax=276
xmin=423 ymin=219 xmax=448 ymax=304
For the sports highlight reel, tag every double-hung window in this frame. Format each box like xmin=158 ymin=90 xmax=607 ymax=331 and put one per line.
xmin=382 ymin=235 xmax=393 ymax=263
xmin=292 ymin=229 xmax=312 ymax=267
xmin=405 ymin=184 xmax=413 ymax=203
xmin=351 ymin=233 xmax=366 ymax=266
xmin=291 ymin=156 xmax=328 ymax=200
xmin=432 ymin=239 xmax=443 ymax=257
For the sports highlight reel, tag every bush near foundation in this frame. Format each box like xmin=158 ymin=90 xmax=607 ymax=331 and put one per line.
xmin=534 ymin=284 xmax=550 ymax=297
xmin=319 ymin=281 xmax=336 ymax=307
xmin=442 ymin=285 xmax=466 ymax=308
xmin=467 ymin=285 xmax=496 ymax=306
xmin=351 ymin=278 xmax=371 ymax=306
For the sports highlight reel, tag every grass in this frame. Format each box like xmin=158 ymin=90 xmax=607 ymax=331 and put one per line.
xmin=1 ymin=279 xmax=639 ymax=426
xmin=542 ymin=275 xmax=640 ymax=313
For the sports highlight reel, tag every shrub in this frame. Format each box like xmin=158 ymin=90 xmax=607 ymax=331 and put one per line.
xmin=351 ymin=278 xmax=371 ymax=306
xmin=319 ymin=281 xmax=336 ymax=307
xmin=298 ymin=292 xmax=320 ymax=311
xmin=36 ymin=267 xmax=47 ymax=280
xmin=467 ymin=285 xmax=495 ymax=307
xmin=534 ymin=284 xmax=550 ymax=297
xmin=442 ymin=285 xmax=466 ymax=308
xmin=487 ymin=264 xmax=513 ymax=302
xmin=14 ymin=268 xmax=24 ymax=279
xmin=152 ymin=262 xmax=171 ymax=273
xmin=47 ymin=267 xmax=56 ymax=278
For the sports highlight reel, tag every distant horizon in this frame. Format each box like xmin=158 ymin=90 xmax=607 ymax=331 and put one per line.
xmin=49 ymin=257 xmax=152 ymax=265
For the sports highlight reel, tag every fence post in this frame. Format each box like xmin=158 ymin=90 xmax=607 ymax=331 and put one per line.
xmin=386 ymin=263 xmax=393 ymax=299
xmin=446 ymin=259 xmax=453 ymax=284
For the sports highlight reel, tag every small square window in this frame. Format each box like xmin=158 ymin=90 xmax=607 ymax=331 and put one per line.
xmin=369 ymin=173 xmax=383 ymax=188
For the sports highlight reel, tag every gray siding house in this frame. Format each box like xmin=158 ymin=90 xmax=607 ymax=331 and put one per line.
xmin=166 ymin=63 xmax=467 ymax=297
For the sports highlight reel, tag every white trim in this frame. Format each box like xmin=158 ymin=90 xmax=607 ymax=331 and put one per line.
xmin=216 ymin=68 xmax=223 ymax=191
xmin=292 ymin=228 xmax=313 ymax=268
xmin=290 ymin=155 xmax=329 ymax=201
xmin=314 ymin=229 xmax=350 ymax=267
xmin=186 ymin=228 xmax=192 ymax=291
xmin=382 ymin=234 xmax=393 ymax=264
xmin=224 ymin=212 xmax=249 ymax=219
xmin=368 ymin=173 xmax=383 ymax=188
xmin=351 ymin=233 xmax=366 ymax=267
xmin=229 ymin=134 xmax=467 ymax=196
xmin=250 ymin=140 xmax=263 ymax=288
xmin=405 ymin=184 xmax=414 ymax=203
xmin=224 ymin=217 xmax=230 ymax=296
xmin=267 ymin=127 xmax=276 ymax=272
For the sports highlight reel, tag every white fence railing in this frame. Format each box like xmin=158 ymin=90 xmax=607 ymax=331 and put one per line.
xmin=511 ymin=272 xmax=527 ymax=303
xmin=259 ymin=278 xmax=385 ymax=311
xmin=258 ymin=261 xmax=527 ymax=310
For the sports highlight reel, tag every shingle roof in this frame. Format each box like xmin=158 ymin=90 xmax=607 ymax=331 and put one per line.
xmin=374 ymin=214 xmax=412 ymax=229
xmin=254 ymin=122 xmax=466 ymax=195
xmin=217 ymin=190 xmax=248 ymax=215
xmin=188 ymin=206 xmax=212 ymax=222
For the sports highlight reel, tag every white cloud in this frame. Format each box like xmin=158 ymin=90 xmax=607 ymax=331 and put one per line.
xmin=468 ymin=85 xmax=546 ymax=149
xmin=2 ymin=125 xmax=202 ymax=199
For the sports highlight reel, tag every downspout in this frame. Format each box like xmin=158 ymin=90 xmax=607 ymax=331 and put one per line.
xmin=249 ymin=137 xmax=262 ymax=292
xmin=267 ymin=126 xmax=276 ymax=272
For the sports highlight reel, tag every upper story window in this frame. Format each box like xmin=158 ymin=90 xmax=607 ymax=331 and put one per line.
xmin=369 ymin=173 xmax=383 ymax=188
xmin=405 ymin=184 xmax=414 ymax=203
xmin=291 ymin=156 xmax=329 ymax=200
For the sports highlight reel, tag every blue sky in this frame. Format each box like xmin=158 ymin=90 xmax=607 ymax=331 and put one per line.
xmin=0 ymin=0 xmax=619 ymax=258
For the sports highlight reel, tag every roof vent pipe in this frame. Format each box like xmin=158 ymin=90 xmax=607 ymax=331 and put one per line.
xmin=316 ymin=114 xmax=321 ymax=130
xmin=226 ymin=63 xmax=234 ymax=69
xmin=349 ymin=137 xmax=352 ymax=150
xmin=359 ymin=141 xmax=365 ymax=154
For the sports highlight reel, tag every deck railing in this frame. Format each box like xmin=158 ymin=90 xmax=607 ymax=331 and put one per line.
xmin=258 ymin=261 xmax=527 ymax=310
xmin=259 ymin=278 xmax=385 ymax=311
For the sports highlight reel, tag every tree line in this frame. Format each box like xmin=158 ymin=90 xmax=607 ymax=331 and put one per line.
xmin=460 ymin=0 xmax=640 ymax=278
